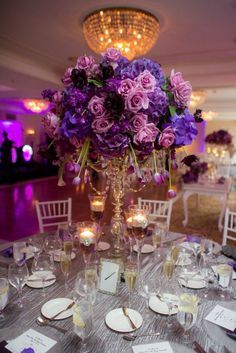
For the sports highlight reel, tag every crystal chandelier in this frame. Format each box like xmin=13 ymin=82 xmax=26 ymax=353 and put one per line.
xmin=189 ymin=91 xmax=206 ymax=109
xmin=83 ymin=8 xmax=160 ymax=60
xmin=23 ymin=99 xmax=49 ymax=113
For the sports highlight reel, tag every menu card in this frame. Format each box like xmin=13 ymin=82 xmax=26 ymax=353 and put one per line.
xmin=6 ymin=329 xmax=57 ymax=353
xmin=205 ymin=305 xmax=236 ymax=331
xmin=132 ymin=341 xmax=174 ymax=353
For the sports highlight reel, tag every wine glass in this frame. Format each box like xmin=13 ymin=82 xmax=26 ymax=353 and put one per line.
xmin=74 ymin=270 xmax=98 ymax=305
xmin=13 ymin=241 xmax=27 ymax=266
xmin=130 ymin=208 xmax=149 ymax=275
xmin=60 ymin=251 xmax=72 ymax=290
xmin=124 ymin=262 xmax=138 ymax=309
xmin=28 ymin=236 xmax=43 ymax=259
xmin=76 ymin=222 xmax=98 ymax=268
xmin=8 ymin=263 xmax=29 ymax=308
xmin=177 ymin=293 xmax=199 ymax=343
xmin=140 ymin=273 xmax=157 ymax=317
xmin=44 ymin=235 xmax=62 ymax=260
xmin=31 ymin=253 xmax=55 ymax=297
xmin=73 ymin=299 xmax=93 ymax=353
xmin=0 ymin=278 xmax=9 ymax=321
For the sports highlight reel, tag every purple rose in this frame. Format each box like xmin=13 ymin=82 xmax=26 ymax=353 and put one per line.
xmin=92 ymin=117 xmax=114 ymax=133
xmin=76 ymin=55 xmax=95 ymax=71
xmin=136 ymin=70 xmax=156 ymax=92
xmin=102 ymin=48 xmax=121 ymax=62
xmin=53 ymin=91 xmax=63 ymax=103
xmin=159 ymin=127 xmax=175 ymax=148
xmin=133 ymin=123 xmax=159 ymax=144
xmin=125 ymin=88 xmax=149 ymax=113
xmin=118 ymin=78 xmax=137 ymax=96
xmin=42 ymin=112 xmax=60 ymax=137
xmin=129 ymin=113 xmax=148 ymax=132
xmin=62 ymin=67 xmax=73 ymax=86
xmin=88 ymin=96 xmax=106 ymax=117
xmin=170 ymin=69 xmax=192 ymax=107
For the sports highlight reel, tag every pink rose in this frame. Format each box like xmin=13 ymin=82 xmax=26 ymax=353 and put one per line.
xmin=133 ymin=123 xmax=158 ymax=144
xmin=136 ymin=70 xmax=156 ymax=92
xmin=76 ymin=55 xmax=95 ymax=71
xmin=159 ymin=127 xmax=175 ymax=148
xmin=125 ymin=87 xmax=149 ymax=113
xmin=42 ymin=112 xmax=60 ymax=137
xmin=92 ymin=117 xmax=114 ymax=133
xmin=88 ymin=96 xmax=106 ymax=117
xmin=170 ymin=69 xmax=192 ymax=107
xmin=102 ymin=48 xmax=121 ymax=62
xmin=62 ymin=67 xmax=73 ymax=86
xmin=118 ymin=79 xmax=137 ymax=96
xmin=53 ymin=91 xmax=62 ymax=103
xmin=130 ymin=113 xmax=148 ymax=132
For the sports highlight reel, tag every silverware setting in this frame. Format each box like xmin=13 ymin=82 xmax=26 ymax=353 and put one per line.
xmin=36 ymin=316 xmax=67 ymax=334
xmin=123 ymin=331 xmax=160 ymax=341
xmin=49 ymin=301 xmax=75 ymax=321
xmin=122 ymin=307 xmax=137 ymax=330
xmin=27 ymin=277 xmax=56 ymax=283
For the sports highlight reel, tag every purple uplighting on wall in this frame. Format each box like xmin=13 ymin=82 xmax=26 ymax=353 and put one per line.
xmin=0 ymin=120 xmax=23 ymax=147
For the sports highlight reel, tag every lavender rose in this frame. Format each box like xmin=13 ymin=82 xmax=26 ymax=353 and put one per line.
xmin=62 ymin=67 xmax=73 ymax=86
xmin=125 ymin=87 xmax=149 ymax=113
xmin=170 ymin=69 xmax=192 ymax=107
xmin=129 ymin=113 xmax=148 ymax=132
xmin=102 ymin=47 xmax=121 ymax=62
xmin=88 ymin=96 xmax=106 ymax=117
xmin=118 ymin=78 xmax=137 ymax=96
xmin=92 ymin=117 xmax=114 ymax=133
xmin=53 ymin=91 xmax=63 ymax=103
xmin=136 ymin=70 xmax=156 ymax=92
xmin=76 ymin=55 xmax=95 ymax=71
xmin=133 ymin=123 xmax=159 ymax=144
xmin=42 ymin=112 xmax=60 ymax=137
xmin=159 ymin=127 xmax=175 ymax=148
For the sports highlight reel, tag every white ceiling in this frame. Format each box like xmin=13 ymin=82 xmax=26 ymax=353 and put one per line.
xmin=0 ymin=0 xmax=236 ymax=120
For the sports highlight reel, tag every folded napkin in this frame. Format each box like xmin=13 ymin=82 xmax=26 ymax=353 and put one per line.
xmin=0 ymin=246 xmax=13 ymax=258
xmin=186 ymin=235 xmax=201 ymax=244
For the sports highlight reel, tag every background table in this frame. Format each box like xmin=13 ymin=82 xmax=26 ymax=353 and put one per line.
xmin=0 ymin=231 xmax=235 ymax=353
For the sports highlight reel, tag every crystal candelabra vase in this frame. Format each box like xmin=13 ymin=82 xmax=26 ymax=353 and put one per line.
xmin=107 ymin=156 xmax=129 ymax=257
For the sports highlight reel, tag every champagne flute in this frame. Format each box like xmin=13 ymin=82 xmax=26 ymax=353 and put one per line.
xmin=0 ymin=278 xmax=9 ymax=321
xmin=73 ymin=299 xmax=93 ymax=353
xmin=124 ymin=262 xmax=138 ymax=309
xmin=31 ymin=253 xmax=55 ymax=297
xmin=8 ymin=263 xmax=29 ymax=308
xmin=171 ymin=246 xmax=180 ymax=265
xmin=60 ymin=251 xmax=72 ymax=290
xmin=163 ymin=257 xmax=174 ymax=281
xmin=177 ymin=293 xmax=199 ymax=343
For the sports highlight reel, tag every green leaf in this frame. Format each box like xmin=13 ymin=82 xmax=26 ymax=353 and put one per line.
xmin=169 ymin=105 xmax=176 ymax=117
xmin=88 ymin=79 xmax=104 ymax=87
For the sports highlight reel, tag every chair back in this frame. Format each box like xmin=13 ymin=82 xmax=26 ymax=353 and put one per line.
xmin=222 ymin=208 xmax=236 ymax=245
xmin=137 ymin=197 xmax=173 ymax=228
xmin=35 ymin=198 xmax=72 ymax=233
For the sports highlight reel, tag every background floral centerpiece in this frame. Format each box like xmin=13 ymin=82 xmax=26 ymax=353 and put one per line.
xmin=42 ymin=47 xmax=198 ymax=200
xmin=205 ymin=129 xmax=232 ymax=145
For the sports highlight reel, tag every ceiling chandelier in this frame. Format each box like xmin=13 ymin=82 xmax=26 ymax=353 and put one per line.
xmin=23 ymin=99 xmax=50 ymax=113
xmin=83 ymin=8 xmax=160 ymax=60
xmin=189 ymin=91 xmax=206 ymax=109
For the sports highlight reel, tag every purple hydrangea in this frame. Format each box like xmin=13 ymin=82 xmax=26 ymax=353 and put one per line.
xmin=171 ymin=110 xmax=198 ymax=146
xmin=147 ymin=88 xmax=168 ymax=122
xmin=93 ymin=132 xmax=130 ymax=157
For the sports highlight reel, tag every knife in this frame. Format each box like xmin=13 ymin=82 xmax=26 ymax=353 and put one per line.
xmin=193 ymin=341 xmax=207 ymax=353
xmin=49 ymin=301 xmax=75 ymax=321
xmin=122 ymin=307 xmax=137 ymax=330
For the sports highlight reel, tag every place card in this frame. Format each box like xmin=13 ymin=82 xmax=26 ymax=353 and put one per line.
xmin=98 ymin=258 xmax=121 ymax=295
xmin=205 ymin=305 xmax=236 ymax=331
xmin=6 ymin=328 xmax=57 ymax=353
xmin=132 ymin=341 xmax=174 ymax=353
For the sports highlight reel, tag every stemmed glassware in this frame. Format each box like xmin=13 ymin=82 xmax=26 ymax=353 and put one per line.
xmin=28 ymin=237 xmax=43 ymax=259
xmin=124 ymin=262 xmax=138 ymax=309
xmin=60 ymin=251 xmax=72 ymax=290
xmin=44 ymin=235 xmax=62 ymax=261
xmin=8 ymin=263 xmax=29 ymax=308
xmin=31 ymin=253 xmax=55 ymax=297
xmin=88 ymin=194 xmax=106 ymax=235
xmin=13 ymin=241 xmax=27 ymax=266
xmin=0 ymin=278 xmax=9 ymax=321
xmin=140 ymin=273 xmax=157 ymax=317
xmin=130 ymin=207 xmax=149 ymax=275
xmin=73 ymin=299 xmax=93 ymax=353
xmin=177 ymin=293 xmax=199 ymax=343
xmin=76 ymin=222 xmax=98 ymax=268
xmin=74 ymin=269 xmax=98 ymax=306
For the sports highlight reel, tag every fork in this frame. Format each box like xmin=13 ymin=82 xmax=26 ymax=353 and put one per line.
xmin=122 ymin=307 xmax=137 ymax=330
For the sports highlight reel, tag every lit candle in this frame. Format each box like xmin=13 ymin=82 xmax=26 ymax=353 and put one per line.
xmin=80 ymin=229 xmax=96 ymax=246
xmin=91 ymin=200 xmax=104 ymax=212
xmin=132 ymin=214 xmax=148 ymax=227
xmin=126 ymin=216 xmax=133 ymax=228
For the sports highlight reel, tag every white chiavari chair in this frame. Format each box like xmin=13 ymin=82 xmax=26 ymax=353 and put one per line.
xmin=222 ymin=208 xmax=236 ymax=245
xmin=137 ymin=197 xmax=173 ymax=228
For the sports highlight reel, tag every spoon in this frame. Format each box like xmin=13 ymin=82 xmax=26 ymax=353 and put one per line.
xmin=36 ymin=316 xmax=67 ymax=334
xmin=123 ymin=332 xmax=160 ymax=341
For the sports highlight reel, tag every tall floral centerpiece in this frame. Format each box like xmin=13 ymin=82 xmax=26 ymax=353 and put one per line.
xmin=41 ymin=48 xmax=198 ymax=255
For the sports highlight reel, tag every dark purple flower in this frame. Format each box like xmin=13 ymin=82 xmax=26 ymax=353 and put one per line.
xmin=205 ymin=130 xmax=232 ymax=145
xmin=194 ymin=109 xmax=204 ymax=123
xmin=63 ymin=86 xmax=88 ymax=108
xmin=71 ymin=69 xmax=87 ymax=89
xmin=104 ymin=92 xmax=124 ymax=119
xmin=167 ymin=189 xmax=176 ymax=198
xmin=181 ymin=154 xmax=199 ymax=167
xmin=182 ymin=171 xmax=198 ymax=183
xmin=41 ymin=89 xmax=57 ymax=101
xmin=100 ymin=63 xmax=114 ymax=80
xmin=171 ymin=110 xmax=197 ymax=146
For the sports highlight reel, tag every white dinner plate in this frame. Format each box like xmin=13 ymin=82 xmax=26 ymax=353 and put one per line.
xmin=178 ymin=274 xmax=206 ymax=289
xmin=53 ymin=250 xmax=76 ymax=262
xmin=26 ymin=271 xmax=56 ymax=288
xmin=133 ymin=244 xmax=154 ymax=254
xmin=98 ymin=241 xmax=111 ymax=251
xmin=149 ymin=294 xmax=178 ymax=315
xmin=41 ymin=298 xmax=74 ymax=320
xmin=176 ymin=256 xmax=192 ymax=266
xmin=105 ymin=308 xmax=143 ymax=332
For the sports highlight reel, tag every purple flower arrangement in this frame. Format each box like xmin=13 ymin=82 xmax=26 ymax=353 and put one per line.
xmin=205 ymin=129 xmax=232 ymax=145
xmin=182 ymin=160 xmax=208 ymax=184
xmin=41 ymin=48 xmax=198 ymax=198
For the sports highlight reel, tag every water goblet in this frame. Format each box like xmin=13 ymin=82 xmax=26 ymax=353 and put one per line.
xmin=124 ymin=262 xmax=138 ymax=309
xmin=177 ymin=293 xmax=199 ymax=343
xmin=8 ymin=263 xmax=29 ymax=308
xmin=13 ymin=241 xmax=27 ymax=266
xmin=60 ymin=251 xmax=72 ymax=290
xmin=44 ymin=235 xmax=62 ymax=261
xmin=140 ymin=274 xmax=157 ymax=317
xmin=0 ymin=278 xmax=9 ymax=321
xmin=73 ymin=299 xmax=93 ymax=353
xmin=216 ymin=264 xmax=233 ymax=299
xmin=28 ymin=236 xmax=43 ymax=259
xmin=74 ymin=269 xmax=98 ymax=306
xmin=31 ymin=253 xmax=55 ymax=297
